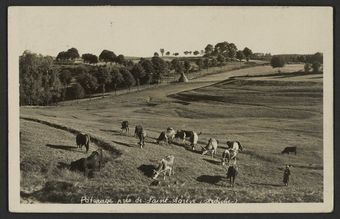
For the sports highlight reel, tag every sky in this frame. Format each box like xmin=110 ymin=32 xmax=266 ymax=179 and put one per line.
xmin=9 ymin=6 xmax=332 ymax=57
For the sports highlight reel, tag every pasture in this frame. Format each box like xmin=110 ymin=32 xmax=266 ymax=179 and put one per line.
xmin=20 ymin=64 xmax=323 ymax=203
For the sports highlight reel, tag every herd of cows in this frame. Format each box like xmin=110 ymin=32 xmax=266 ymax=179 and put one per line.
xmin=70 ymin=120 xmax=297 ymax=186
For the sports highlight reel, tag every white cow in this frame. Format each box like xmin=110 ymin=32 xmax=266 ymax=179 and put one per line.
xmin=202 ymin=138 xmax=218 ymax=158
xmin=152 ymin=155 xmax=175 ymax=180
xmin=221 ymin=141 xmax=244 ymax=165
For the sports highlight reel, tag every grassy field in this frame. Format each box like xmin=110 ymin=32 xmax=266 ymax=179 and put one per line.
xmin=20 ymin=64 xmax=323 ymax=203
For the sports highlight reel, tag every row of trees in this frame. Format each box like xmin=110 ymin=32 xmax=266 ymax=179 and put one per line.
xmin=204 ymin=42 xmax=253 ymax=62
xmin=19 ymin=51 xmax=173 ymax=105
xmin=270 ymin=52 xmax=323 ymax=73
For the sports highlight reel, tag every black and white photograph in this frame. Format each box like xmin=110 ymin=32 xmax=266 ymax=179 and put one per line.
xmin=8 ymin=6 xmax=333 ymax=213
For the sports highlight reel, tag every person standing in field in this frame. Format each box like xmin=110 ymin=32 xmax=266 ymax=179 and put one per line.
xmin=283 ymin=165 xmax=291 ymax=186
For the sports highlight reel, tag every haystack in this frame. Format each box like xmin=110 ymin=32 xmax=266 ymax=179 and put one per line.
xmin=178 ymin=73 xmax=189 ymax=83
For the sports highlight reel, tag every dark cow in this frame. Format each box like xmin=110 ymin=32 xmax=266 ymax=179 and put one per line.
xmin=134 ymin=125 xmax=147 ymax=148
xmin=281 ymin=146 xmax=297 ymax=155
xmin=70 ymin=149 xmax=103 ymax=177
xmin=76 ymin=133 xmax=90 ymax=153
xmin=121 ymin=121 xmax=129 ymax=135
xmin=226 ymin=165 xmax=238 ymax=186
xmin=175 ymin=130 xmax=201 ymax=150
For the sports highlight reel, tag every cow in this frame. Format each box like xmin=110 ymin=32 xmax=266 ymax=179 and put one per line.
xmin=221 ymin=141 xmax=244 ymax=165
xmin=134 ymin=125 xmax=147 ymax=148
xmin=152 ymin=155 xmax=175 ymax=180
xmin=121 ymin=121 xmax=129 ymax=135
xmin=76 ymin=133 xmax=90 ymax=153
xmin=175 ymin=130 xmax=201 ymax=150
xmin=202 ymin=138 xmax=218 ymax=158
xmin=70 ymin=149 xmax=103 ymax=177
xmin=157 ymin=127 xmax=176 ymax=145
xmin=281 ymin=146 xmax=297 ymax=155
xmin=226 ymin=164 xmax=238 ymax=187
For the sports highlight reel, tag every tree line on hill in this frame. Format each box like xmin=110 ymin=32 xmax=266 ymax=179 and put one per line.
xmin=270 ymin=52 xmax=323 ymax=73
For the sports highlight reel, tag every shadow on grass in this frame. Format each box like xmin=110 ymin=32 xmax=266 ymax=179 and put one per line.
xmin=100 ymin=129 xmax=122 ymax=135
xmin=57 ymin=161 xmax=70 ymax=169
xmin=251 ymin=182 xmax=283 ymax=187
xmin=138 ymin=164 xmax=156 ymax=178
xmin=112 ymin=140 xmax=134 ymax=148
xmin=46 ymin=144 xmax=84 ymax=153
xmin=203 ymin=158 xmax=221 ymax=165
xmin=196 ymin=175 xmax=223 ymax=185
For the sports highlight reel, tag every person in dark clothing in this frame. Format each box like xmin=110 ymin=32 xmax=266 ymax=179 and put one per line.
xmin=283 ymin=165 xmax=291 ymax=186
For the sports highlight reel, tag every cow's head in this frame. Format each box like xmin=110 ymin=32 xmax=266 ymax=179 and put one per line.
xmin=152 ymin=169 xmax=159 ymax=179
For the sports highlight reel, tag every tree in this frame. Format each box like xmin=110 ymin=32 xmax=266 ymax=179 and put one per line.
xmin=243 ymin=47 xmax=253 ymax=62
xmin=139 ymin=58 xmax=154 ymax=84
xmin=56 ymin=51 xmax=69 ymax=61
xmin=67 ymin=83 xmax=85 ymax=100
xmin=203 ymin=58 xmax=210 ymax=69
xmin=120 ymin=68 xmax=135 ymax=90
xmin=217 ymin=54 xmax=225 ymax=66
xmin=110 ymin=68 xmax=124 ymax=94
xmin=173 ymin=52 xmax=179 ymax=56
xmin=59 ymin=69 xmax=73 ymax=100
xmin=19 ymin=52 xmax=62 ymax=105
xmin=99 ymin=50 xmax=116 ymax=63
xmin=270 ymin=56 xmax=285 ymax=72
xmin=166 ymin=51 xmax=170 ymax=56
xmin=205 ymin=44 xmax=214 ymax=56
xmin=77 ymin=72 xmax=98 ymax=95
xmin=311 ymin=52 xmax=323 ymax=64
xmin=131 ymin=63 xmax=146 ymax=89
xmin=94 ymin=66 xmax=112 ymax=96
xmin=151 ymin=56 xmax=167 ymax=83
xmin=171 ymin=58 xmax=183 ymax=73
xmin=115 ymin=54 xmax=126 ymax=65
xmin=160 ymin=49 xmax=165 ymax=56
xmin=82 ymin=53 xmax=98 ymax=64
xmin=236 ymin=50 xmax=245 ymax=62
xmin=184 ymin=60 xmax=191 ymax=73
xmin=193 ymin=51 xmax=200 ymax=56
xmin=312 ymin=61 xmax=321 ymax=73
xmin=211 ymin=57 xmax=218 ymax=66
xmin=154 ymin=52 xmax=159 ymax=57
xmin=196 ymin=58 xmax=204 ymax=70
xmin=66 ymin=48 xmax=80 ymax=60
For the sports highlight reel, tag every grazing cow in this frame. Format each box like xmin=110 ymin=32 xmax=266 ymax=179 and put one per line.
xmin=76 ymin=133 xmax=90 ymax=153
xmin=135 ymin=125 xmax=147 ymax=148
xmin=121 ymin=121 xmax=129 ymax=135
xmin=202 ymin=138 xmax=218 ymax=158
xmin=226 ymin=165 xmax=238 ymax=186
xmin=70 ymin=149 xmax=103 ymax=177
xmin=281 ymin=146 xmax=297 ymax=155
xmin=175 ymin=130 xmax=201 ymax=150
xmin=157 ymin=127 xmax=176 ymax=145
xmin=152 ymin=155 xmax=175 ymax=180
xmin=221 ymin=141 xmax=244 ymax=165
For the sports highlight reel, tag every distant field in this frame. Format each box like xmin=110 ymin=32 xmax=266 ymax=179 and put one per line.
xmin=20 ymin=64 xmax=323 ymax=203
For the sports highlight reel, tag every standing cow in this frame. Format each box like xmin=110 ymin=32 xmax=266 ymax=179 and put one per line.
xmin=121 ymin=121 xmax=129 ymax=135
xmin=76 ymin=133 xmax=90 ymax=153
xmin=70 ymin=149 xmax=103 ymax=177
xmin=221 ymin=140 xmax=244 ymax=165
xmin=202 ymin=138 xmax=218 ymax=158
xmin=134 ymin=125 xmax=147 ymax=148
xmin=157 ymin=127 xmax=176 ymax=145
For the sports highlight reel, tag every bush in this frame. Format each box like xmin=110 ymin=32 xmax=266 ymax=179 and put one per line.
xmin=312 ymin=61 xmax=322 ymax=73
xmin=67 ymin=83 xmax=85 ymax=99
xmin=270 ymin=56 xmax=285 ymax=70
xmin=304 ymin=63 xmax=311 ymax=73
